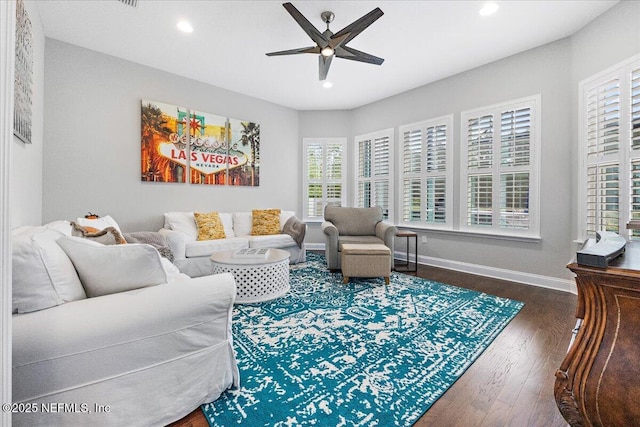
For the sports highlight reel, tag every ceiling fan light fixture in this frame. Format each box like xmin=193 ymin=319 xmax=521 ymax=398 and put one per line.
xmin=322 ymin=81 xmax=333 ymax=88
xmin=321 ymin=46 xmax=334 ymax=57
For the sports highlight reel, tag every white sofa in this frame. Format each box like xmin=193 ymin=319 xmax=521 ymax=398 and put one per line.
xmin=159 ymin=210 xmax=306 ymax=278
xmin=11 ymin=220 xmax=239 ymax=426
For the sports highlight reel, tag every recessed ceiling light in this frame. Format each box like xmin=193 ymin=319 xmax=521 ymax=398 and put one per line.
xmin=322 ymin=81 xmax=333 ymax=89
xmin=177 ymin=20 xmax=194 ymax=33
xmin=479 ymin=2 xmax=499 ymax=16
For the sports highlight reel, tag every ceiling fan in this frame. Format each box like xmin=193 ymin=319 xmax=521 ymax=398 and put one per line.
xmin=266 ymin=2 xmax=384 ymax=81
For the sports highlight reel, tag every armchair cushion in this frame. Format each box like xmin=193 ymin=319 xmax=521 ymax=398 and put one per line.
xmin=324 ymin=206 xmax=383 ymax=236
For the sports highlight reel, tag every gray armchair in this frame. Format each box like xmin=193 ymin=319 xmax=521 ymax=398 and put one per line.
xmin=321 ymin=205 xmax=397 ymax=270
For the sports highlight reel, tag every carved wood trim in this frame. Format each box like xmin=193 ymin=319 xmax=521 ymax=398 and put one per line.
xmin=556 ymin=258 xmax=640 ymax=427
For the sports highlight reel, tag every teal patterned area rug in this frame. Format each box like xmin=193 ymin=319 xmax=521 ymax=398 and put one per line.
xmin=202 ymin=253 xmax=523 ymax=426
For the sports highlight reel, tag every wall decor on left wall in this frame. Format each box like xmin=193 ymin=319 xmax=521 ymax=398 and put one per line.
xmin=140 ymin=99 xmax=260 ymax=186
xmin=13 ymin=0 xmax=32 ymax=144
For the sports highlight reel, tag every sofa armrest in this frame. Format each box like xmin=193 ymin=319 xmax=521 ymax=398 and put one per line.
xmin=159 ymin=228 xmax=187 ymax=261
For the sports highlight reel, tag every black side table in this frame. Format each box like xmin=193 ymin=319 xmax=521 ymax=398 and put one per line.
xmin=394 ymin=230 xmax=418 ymax=274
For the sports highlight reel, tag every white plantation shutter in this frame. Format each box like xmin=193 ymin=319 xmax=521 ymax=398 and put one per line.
xmin=579 ymin=56 xmax=640 ymax=240
xmin=355 ymin=129 xmax=393 ymax=220
xmin=402 ymin=178 xmax=421 ymax=222
xmin=399 ymin=116 xmax=453 ymax=228
xmin=461 ymin=96 xmax=539 ymax=236
xmin=426 ymin=125 xmax=448 ymax=172
xmin=501 ymin=108 xmax=531 ymax=167
xmin=585 ymin=164 xmax=619 ymax=234
xmin=302 ymin=138 xmax=346 ymax=221
xmin=633 ymin=68 xmax=640 ymax=150
xmin=500 ymin=172 xmax=530 ymax=229
xmin=467 ymin=115 xmax=493 ymax=169
xmin=467 ymin=174 xmax=492 ymax=226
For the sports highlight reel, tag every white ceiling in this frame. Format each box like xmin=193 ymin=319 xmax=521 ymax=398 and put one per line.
xmin=35 ymin=0 xmax=619 ymax=111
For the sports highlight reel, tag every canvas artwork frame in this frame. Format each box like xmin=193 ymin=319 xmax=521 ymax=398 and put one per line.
xmin=14 ymin=0 xmax=33 ymax=144
xmin=140 ymin=99 xmax=260 ymax=186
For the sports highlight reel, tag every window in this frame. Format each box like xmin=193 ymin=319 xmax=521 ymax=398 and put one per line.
xmin=579 ymin=55 xmax=640 ymax=240
xmin=354 ymin=129 xmax=393 ymax=220
xmin=461 ymin=95 xmax=540 ymax=237
xmin=398 ymin=115 xmax=453 ymax=228
xmin=302 ymin=138 xmax=347 ymax=221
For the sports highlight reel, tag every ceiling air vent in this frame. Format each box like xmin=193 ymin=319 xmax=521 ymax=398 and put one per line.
xmin=117 ymin=0 xmax=138 ymax=7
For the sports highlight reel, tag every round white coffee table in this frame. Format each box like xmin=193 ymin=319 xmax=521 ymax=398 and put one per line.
xmin=210 ymin=248 xmax=290 ymax=303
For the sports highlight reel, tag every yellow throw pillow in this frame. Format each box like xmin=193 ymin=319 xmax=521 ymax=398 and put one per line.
xmin=251 ymin=209 xmax=282 ymax=236
xmin=194 ymin=211 xmax=226 ymax=241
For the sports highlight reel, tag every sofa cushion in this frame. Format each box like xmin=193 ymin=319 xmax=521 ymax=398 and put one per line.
xmin=324 ymin=206 xmax=382 ymax=236
xmin=233 ymin=212 xmax=253 ymax=237
xmin=12 ymin=229 xmax=86 ymax=314
xmin=194 ymin=211 xmax=226 ymax=240
xmin=252 ymin=209 xmax=282 ymax=235
xmin=57 ymin=236 xmax=168 ymax=297
xmin=164 ymin=211 xmax=198 ymax=241
xmin=248 ymin=234 xmax=296 ymax=249
xmin=218 ymin=213 xmax=235 ymax=238
xmin=185 ymin=237 xmax=248 ymax=258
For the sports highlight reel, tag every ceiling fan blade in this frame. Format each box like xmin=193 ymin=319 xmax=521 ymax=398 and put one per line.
xmin=331 ymin=7 xmax=383 ymax=46
xmin=282 ymin=2 xmax=329 ymax=48
xmin=328 ymin=33 xmax=350 ymax=50
xmin=335 ymin=46 xmax=384 ymax=65
xmin=266 ymin=46 xmax=320 ymax=56
xmin=319 ymin=54 xmax=333 ymax=81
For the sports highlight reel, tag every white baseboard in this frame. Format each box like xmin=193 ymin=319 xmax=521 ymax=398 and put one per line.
xmin=305 ymin=244 xmax=576 ymax=294
xmin=406 ymin=253 xmax=576 ymax=295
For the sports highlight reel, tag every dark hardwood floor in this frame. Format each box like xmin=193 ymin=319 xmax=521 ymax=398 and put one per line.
xmin=170 ymin=257 xmax=576 ymax=427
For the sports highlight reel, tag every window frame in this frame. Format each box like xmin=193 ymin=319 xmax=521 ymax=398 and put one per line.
xmin=353 ymin=128 xmax=394 ymax=221
xmin=301 ymin=137 xmax=347 ymax=223
xmin=397 ymin=114 xmax=454 ymax=230
xmin=460 ymin=95 xmax=541 ymax=239
xmin=577 ymin=54 xmax=640 ymax=242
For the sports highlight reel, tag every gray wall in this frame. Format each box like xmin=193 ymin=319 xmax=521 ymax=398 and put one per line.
xmin=43 ymin=40 xmax=300 ymax=232
xmin=11 ymin=0 xmax=44 ymax=228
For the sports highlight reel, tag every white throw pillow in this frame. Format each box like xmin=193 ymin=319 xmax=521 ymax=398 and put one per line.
xmin=232 ymin=212 xmax=253 ymax=236
xmin=44 ymin=220 xmax=73 ymax=235
xmin=164 ymin=212 xmax=198 ymax=241
xmin=57 ymin=236 xmax=168 ymax=298
xmin=218 ymin=212 xmax=235 ymax=238
xmin=12 ymin=229 xmax=86 ymax=313
xmin=76 ymin=215 xmax=122 ymax=233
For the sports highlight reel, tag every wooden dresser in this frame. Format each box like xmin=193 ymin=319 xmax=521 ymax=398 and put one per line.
xmin=555 ymin=242 xmax=640 ymax=426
